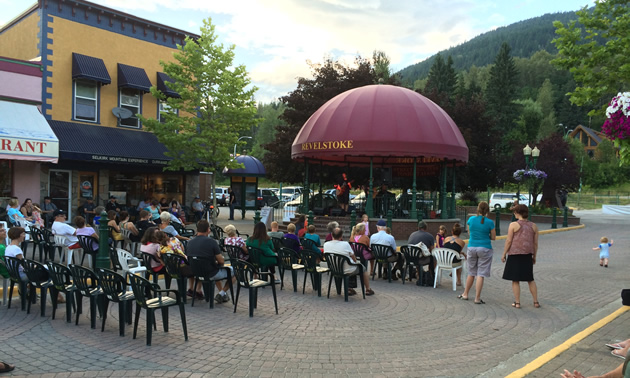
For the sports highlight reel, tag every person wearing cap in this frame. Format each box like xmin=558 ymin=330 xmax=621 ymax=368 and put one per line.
xmin=105 ymin=196 xmax=120 ymax=213
xmin=323 ymin=227 xmax=374 ymax=296
xmin=40 ymin=196 xmax=57 ymax=227
xmin=370 ymin=219 xmax=404 ymax=280
xmin=51 ymin=209 xmax=80 ymax=249
xmin=191 ymin=196 xmax=204 ymax=222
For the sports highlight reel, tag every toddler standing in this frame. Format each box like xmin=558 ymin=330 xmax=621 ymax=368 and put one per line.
xmin=593 ymin=237 xmax=614 ymax=268
xmin=361 ymin=214 xmax=370 ymax=237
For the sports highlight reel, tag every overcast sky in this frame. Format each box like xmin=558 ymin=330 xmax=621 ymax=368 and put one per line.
xmin=1 ymin=0 xmax=591 ymax=102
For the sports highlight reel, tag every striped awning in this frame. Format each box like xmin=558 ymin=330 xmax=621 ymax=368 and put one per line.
xmin=117 ymin=63 xmax=152 ymax=93
xmin=71 ymin=53 xmax=111 ymax=84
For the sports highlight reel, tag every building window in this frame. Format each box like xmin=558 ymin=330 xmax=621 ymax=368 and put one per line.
xmin=119 ymin=88 xmax=141 ymax=128
xmin=74 ymin=81 xmax=98 ymax=122
xmin=158 ymin=101 xmax=177 ymax=124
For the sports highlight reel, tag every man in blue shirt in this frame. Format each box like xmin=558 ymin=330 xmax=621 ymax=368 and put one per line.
xmin=369 ymin=219 xmax=404 ymax=280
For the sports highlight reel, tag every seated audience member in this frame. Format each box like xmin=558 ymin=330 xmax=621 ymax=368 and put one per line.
xmin=283 ymin=223 xmax=301 ymax=255
xmin=246 ymin=222 xmax=279 ymax=277
xmin=267 ymin=221 xmax=284 ymax=239
xmin=140 ymin=227 xmax=166 ymax=275
xmin=187 ymin=220 xmax=235 ymax=303
xmin=324 ymin=227 xmax=374 ymax=296
xmin=119 ymin=211 xmax=140 ymax=243
xmin=325 ymin=221 xmax=339 ymax=243
xmin=169 ymin=200 xmax=185 ymax=223
xmin=20 ymin=198 xmax=39 ymax=223
xmin=74 ymin=216 xmax=99 ymax=250
xmin=0 ymin=226 xmax=8 ymax=280
xmin=135 ymin=210 xmax=156 ymax=239
xmin=6 ymin=199 xmax=23 ymax=226
xmin=137 ymin=197 xmax=151 ymax=213
xmin=350 ymin=222 xmax=373 ymax=272
xmin=159 ymin=198 xmax=169 ymax=212
xmin=158 ymin=212 xmax=189 ymax=242
xmin=304 ymin=224 xmax=321 ymax=247
xmin=443 ymin=223 xmax=466 ymax=286
xmin=191 ymin=196 xmax=204 ymax=222
xmin=370 ymin=219 xmax=404 ymax=280
xmin=40 ymin=196 xmax=57 ymax=226
xmin=78 ymin=197 xmax=96 ymax=224
xmin=224 ymin=224 xmax=248 ymax=260
xmin=105 ymin=196 xmax=120 ymax=213
xmin=146 ymin=200 xmax=161 ymax=223
xmin=92 ymin=206 xmax=105 ymax=227
xmin=107 ymin=210 xmax=124 ymax=244
xmin=51 ymin=210 xmax=80 ymax=250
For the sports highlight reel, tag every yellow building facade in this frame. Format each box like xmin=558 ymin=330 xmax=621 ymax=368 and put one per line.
xmin=0 ymin=0 xmax=201 ymax=219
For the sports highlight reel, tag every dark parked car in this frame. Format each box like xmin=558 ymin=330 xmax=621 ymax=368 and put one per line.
xmin=256 ymin=188 xmax=281 ymax=209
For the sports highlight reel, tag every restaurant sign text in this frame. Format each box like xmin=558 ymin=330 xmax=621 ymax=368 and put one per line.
xmin=301 ymin=140 xmax=354 ymax=151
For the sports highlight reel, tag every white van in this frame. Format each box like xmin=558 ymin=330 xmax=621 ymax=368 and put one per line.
xmin=489 ymin=193 xmax=528 ymax=209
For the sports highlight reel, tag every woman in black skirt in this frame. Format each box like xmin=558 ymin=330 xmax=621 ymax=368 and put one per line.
xmin=501 ymin=204 xmax=540 ymax=309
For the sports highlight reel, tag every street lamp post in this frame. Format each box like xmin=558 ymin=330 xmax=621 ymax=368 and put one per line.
xmin=234 ymin=136 xmax=252 ymax=157
xmin=523 ymin=144 xmax=541 ymax=206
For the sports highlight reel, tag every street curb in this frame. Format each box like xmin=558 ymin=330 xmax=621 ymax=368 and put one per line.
xmin=494 ymin=224 xmax=585 ymax=240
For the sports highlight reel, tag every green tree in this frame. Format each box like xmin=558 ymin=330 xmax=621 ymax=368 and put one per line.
xmin=425 ymin=54 xmax=457 ymax=101
xmin=251 ymin=102 xmax=286 ymax=159
xmin=372 ymin=50 xmax=391 ymax=83
xmin=486 ymin=43 xmax=519 ymax=138
xmin=552 ymin=0 xmax=630 ymax=116
xmin=139 ymin=19 xmax=257 ymax=206
xmin=536 ymin=79 xmax=558 ymax=140
xmin=512 ymin=99 xmax=543 ymax=145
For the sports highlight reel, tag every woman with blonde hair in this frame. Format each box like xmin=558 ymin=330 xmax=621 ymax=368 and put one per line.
xmin=224 ymin=224 xmax=248 ymax=260
xmin=459 ymin=202 xmax=495 ymax=304
xmin=350 ymin=222 xmax=374 ymax=273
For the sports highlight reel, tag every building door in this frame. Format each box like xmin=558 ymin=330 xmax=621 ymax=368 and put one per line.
xmin=49 ymin=170 xmax=71 ymax=218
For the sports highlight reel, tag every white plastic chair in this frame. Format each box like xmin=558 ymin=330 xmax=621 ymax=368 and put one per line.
xmin=120 ymin=229 xmax=140 ymax=255
xmin=117 ymin=248 xmax=146 ymax=276
xmin=53 ymin=235 xmax=80 ymax=267
xmin=432 ymin=248 xmax=466 ymax=291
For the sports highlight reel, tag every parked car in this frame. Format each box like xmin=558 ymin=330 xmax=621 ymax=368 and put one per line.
xmin=256 ymin=188 xmax=281 ymax=209
xmin=280 ymin=186 xmax=303 ymax=202
xmin=286 ymin=193 xmax=338 ymax=215
xmin=489 ymin=193 xmax=528 ymax=209
xmin=211 ymin=187 xmax=229 ymax=206
xmin=325 ymin=188 xmax=356 ymax=200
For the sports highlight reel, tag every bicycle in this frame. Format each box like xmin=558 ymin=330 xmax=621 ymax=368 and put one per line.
xmin=201 ymin=201 xmax=220 ymax=223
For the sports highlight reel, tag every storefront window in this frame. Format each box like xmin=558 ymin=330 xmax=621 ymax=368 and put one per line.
xmin=109 ymin=172 xmax=183 ymax=209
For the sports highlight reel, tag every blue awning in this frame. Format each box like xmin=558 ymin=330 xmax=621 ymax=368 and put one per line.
xmin=72 ymin=53 xmax=111 ymax=84
xmin=223 ymin=155 xmax=266 ymax=177
xmin=156 ymin=72 xmax=179 ymax=98
xmin=117 ymin=63 xmax=152 ymax=93
xmin=49 ymin=120 xmax=170 ymax=165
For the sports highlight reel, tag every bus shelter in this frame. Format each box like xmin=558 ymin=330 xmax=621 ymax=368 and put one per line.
xmin=223 ymin=154 xmax=265 ymax=220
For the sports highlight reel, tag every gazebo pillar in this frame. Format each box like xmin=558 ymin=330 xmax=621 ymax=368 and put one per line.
xmin=411 ymin=158 xmax=418 ymax=219
xmin=303 ymin=158 xmax=310 ymax=214
xmin=366 ymin=157 xmax=374 ymax=217
xmin=440 ymin=162 xmax=447 ymax=219
xmin=318 ymin=160 xmax=323 ymax=208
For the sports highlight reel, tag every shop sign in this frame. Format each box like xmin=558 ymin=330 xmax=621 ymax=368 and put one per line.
xmin=89 ymin=155 xmax=169 ymax=165
xmin=301 ymin=140 xmax=354 ymax=151
xmin=0 ymin=137 xmax=58 ymax=158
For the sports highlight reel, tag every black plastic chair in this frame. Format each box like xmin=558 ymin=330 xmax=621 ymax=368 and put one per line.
xmin=210 ymin=224 xmax=225 ymax=241
xmin=141 ymin=252 xmax=172 ymax=289
xmin=40 ymin=228 xmax=58 ymax=262
xmin=22 ymin=259 xmax=54 ymax=317
xmin=170 ymin=222 xmax=194 ymax=238
xmin=348 ymin=242 xmax=369 ymax=269
xmin=77 ymin=235 xmax=99 ymax=270
xmin=29 ymin=228 xmax=49 ymax=262
xmin=161 ymin=253 xmax=189 ymax=304
xmin=300 ymin=237 xmax=320 ymax=251
xmin=271 ymin=237 xmax=283 ymax=253
xmin=235 ymin=229 xmax=249 ymax=240
xmin=281 ymin=237 xmax=301 ymax=254
xmin=189 ymin=256 xmax=234 ymax=309
xmin=233 ymin=259 xmax=278 ymax=317
xmin=324 ymin=252 xmax=366 ymax=302
xmin=96 ymin=268 xmax=134 ymax=336
xmin=47 ymin=262 xmax=78 ymax=323
xmin=110 ymin=247 xmax=123 ymax=272
xmin=4 ymin=256 xmax=27 ymax=311
xmin=401 ymin=245 xmax=432 ymax=286
xmin=224 ymin=244 xmax=244 ymax=266
xmin=301 ymin=249 xmax=329 ymax=297
xmin=69 ymin=264 xmax=104 ymax=329
xmin=370 ymin=244 xmax=395 ymax=283
xmin=128 ymin=273 xmax=188 ymax=346
xmin=277 ymin=247 xmax=304 ymax=292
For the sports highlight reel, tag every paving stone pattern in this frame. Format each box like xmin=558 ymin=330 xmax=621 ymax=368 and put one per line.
xmin=1 ymin=212 xmax=629 ymax=377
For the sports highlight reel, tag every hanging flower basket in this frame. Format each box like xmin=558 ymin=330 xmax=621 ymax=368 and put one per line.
xmin=602 ymin=92 xmax=630 ymax=165
xmin=513 ymin=169 xmax=547 ymax=181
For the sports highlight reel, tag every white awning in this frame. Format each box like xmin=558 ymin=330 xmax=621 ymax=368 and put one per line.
xmin=0 ymin=101 xmax=59 ymax=163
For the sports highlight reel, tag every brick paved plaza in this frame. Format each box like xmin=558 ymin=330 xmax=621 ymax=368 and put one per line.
xmin=1 ymin=210 xmax=629 ymax=377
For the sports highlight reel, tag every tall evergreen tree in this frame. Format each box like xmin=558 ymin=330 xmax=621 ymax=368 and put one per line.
xmin=425 ymin=54 xmax=457 ymax=102
xmin=486 ymin=42 xmax=519 ymax=137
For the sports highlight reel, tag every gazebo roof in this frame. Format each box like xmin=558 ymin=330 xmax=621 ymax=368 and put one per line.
xmin=223 ymin=155 xmax=266 ymax=177
xmin=291 ymin=84 xmax=468 ymax=166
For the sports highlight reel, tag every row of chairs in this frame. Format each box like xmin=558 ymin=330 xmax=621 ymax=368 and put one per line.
xmin=2 ymin=255 xmax=187 ymax=346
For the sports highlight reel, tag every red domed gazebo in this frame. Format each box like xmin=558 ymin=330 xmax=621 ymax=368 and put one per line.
xmin=291 ymin=84 xmax=468 ymax=219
